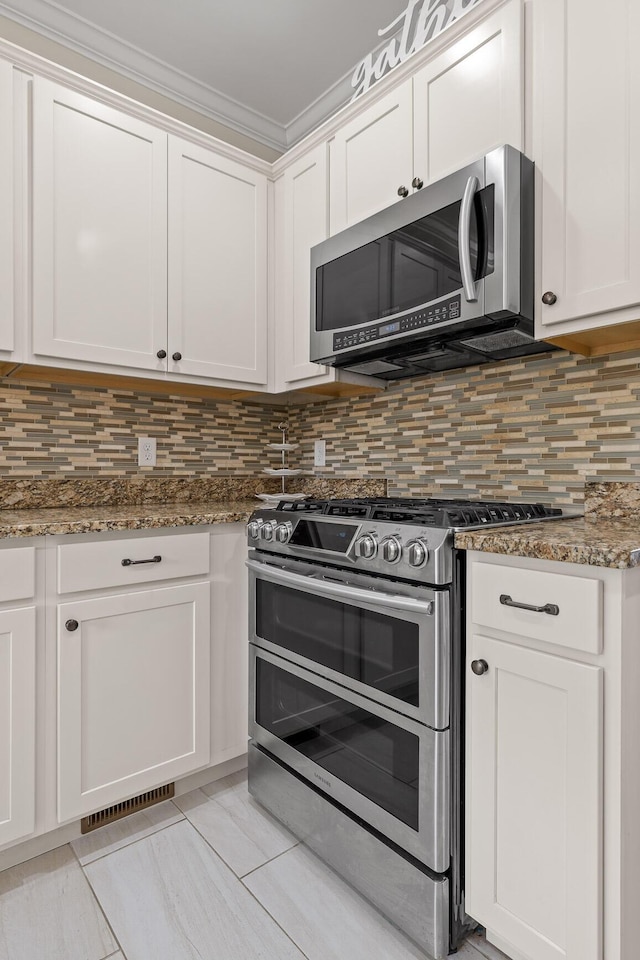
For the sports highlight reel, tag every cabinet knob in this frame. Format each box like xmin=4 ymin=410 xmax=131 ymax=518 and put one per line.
xmin=65 ymin=619 xmax=79 ymax=632
xmin=156 ymin=349 xmax=167 ymax=359
xmin=412 ymin=177 xmax=424 ymax=190
xmin=172 ymin=351 xmax=182 ymax=362
xmin=397 ymin=185 xmax=409 ymax=198
xmin=542 ymin=291 xmax=557 ymax=306
xmin=471 ymin=659 xmax=488 ymax=676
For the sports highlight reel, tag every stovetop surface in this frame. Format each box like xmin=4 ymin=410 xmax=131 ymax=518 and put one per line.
xmin=275 ymin=496 xmax=565 ymax=529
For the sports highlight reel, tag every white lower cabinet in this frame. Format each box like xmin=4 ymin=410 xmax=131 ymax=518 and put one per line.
xmin=209 ymin=524 xmax=248 ymax=765
xmin=57 ymin=580 xmax=211 ymax=822
xmin=466 ymin=551 xmax=640 ymax=960
xmin=0 ymin=607 xmax=36 ymax=847
xmin=466 ymin=632 xmax=602 ymax=960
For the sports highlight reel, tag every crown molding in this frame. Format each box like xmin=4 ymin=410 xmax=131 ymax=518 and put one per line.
xmin=0 ymin=0 xmax=289 ymax=151
xmin=0 ymin=35 xmax=273 ymax=176
xmin=272 ymin=0 xmax=506 ymax=175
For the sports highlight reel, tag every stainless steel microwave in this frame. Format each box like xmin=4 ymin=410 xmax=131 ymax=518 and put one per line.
xmin=310 ymin=145 xmax=554 ymax=380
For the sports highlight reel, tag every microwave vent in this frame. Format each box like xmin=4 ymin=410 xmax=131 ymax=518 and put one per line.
xmin=459 ymin=328 xmax=534 ymax=354
xmin=344 ymin=359 xmax=405 ymax=376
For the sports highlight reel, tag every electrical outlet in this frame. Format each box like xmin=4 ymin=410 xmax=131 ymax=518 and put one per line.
xmin=138 ymin=437 xmax=156 ymax=467
xmin=314 ymin=439 xmax=326 ymax=467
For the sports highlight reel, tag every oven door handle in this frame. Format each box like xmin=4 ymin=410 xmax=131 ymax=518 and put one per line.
xmin=246 ymin=559 xmax=434 ymax=615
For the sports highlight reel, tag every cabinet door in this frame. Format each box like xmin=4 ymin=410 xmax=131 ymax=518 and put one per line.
xmin=0 ymin=59 xmax=13 ymax=356
xmin=535 ymin=0 xmax=640 ymax=328
xmin=168 ymin=137 xmax=268 ymax=385
xmin=277 ymin=144 xmax=332 ymax=388
xmin=329 ymin=82 xmax=414 ymax=234
xmin=413 ymin=0 xmax=523 ymax=186
xmin=0 ymin=607 xmax=36 ymax=847
xmin=466 ymin=634 xmax=602 ymax=960
xmin=57 ymin=583 xmax=210 ymax=821
xmin=32 ymin=78 xmax=168 ymax=371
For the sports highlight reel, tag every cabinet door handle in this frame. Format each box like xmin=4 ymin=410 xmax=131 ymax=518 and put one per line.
xmin=542 ymin=291 xmax=557 ymax=306
xmin=156 ymin=349 xmax=167 ymax=359
xmin=500 ymin=593 xmax=559 ymax=616
xmin=172 ymin=351 xmax=182 ymax=362
xmin=471 ymin=659 xmax=488 ymax=676
xmin=121 ymin=555 xmax=162 ymax=567
xmin=65 ymin=619 xmax=79 ymax=632
xmin=412 ymin=177 xmax=424 ymax=190
xmin=397 ymin=185 xmax=409 ymax=198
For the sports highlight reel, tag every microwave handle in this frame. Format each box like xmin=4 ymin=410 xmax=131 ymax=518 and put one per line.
xmin=246 ymin=559 xmax=434 ymax=615
xmin=459 ymin=175 xmax=479 ymax=303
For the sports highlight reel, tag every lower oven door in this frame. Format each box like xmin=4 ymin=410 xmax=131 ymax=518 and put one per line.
xmin=247 ymin=555 xmax=449 ymax=730
xmin=249 ymin=644 xmax=449 ymax=873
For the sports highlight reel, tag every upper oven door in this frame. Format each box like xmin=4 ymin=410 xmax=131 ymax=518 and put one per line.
xmin=247 ymin=556 xmax=449 ymax=730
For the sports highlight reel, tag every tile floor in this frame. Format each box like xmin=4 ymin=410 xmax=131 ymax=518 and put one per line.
xmin=0 ymin=770 xmax=510 ymax=960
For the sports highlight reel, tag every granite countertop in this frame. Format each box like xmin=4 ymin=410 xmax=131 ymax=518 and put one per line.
xmin=455 ymin=517 xmax=640 ymax=569
xmin=0 ymin=500 xmax=259 ymax=539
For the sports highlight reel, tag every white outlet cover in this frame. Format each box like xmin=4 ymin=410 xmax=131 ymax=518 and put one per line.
xmin=138 ymin=436 xmax=157 ymax=466
xmin=314 ymin=439 xmax=326 ymax=467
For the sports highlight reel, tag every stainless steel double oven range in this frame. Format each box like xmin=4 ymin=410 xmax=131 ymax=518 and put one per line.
xmin=246 ymin=496 xmax=565 ymax=958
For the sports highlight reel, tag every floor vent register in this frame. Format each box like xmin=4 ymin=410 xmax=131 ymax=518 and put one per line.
xmin=80 ymin=783 xmax=175 ymax=833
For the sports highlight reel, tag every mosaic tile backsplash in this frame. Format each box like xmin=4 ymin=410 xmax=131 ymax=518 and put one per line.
xmin=3 ymin=346 xmax=640 ymax=507
xmin=0 ymin=379 xmax=275 ymax=476
xmin=288 ymin=349 xmax=640 ymax=506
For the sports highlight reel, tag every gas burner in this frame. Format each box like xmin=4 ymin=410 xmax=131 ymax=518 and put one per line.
xmin=276 ymin=496 xmax=564 ymax=528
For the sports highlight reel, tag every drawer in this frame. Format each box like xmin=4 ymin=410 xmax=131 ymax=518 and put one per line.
xmin=470 ymin=560 xmax=603 ymax=654
xmin=57 ymin=531 xmax=210 ymax=594
xmin=0 ymin=546 xmax=35 ymax=602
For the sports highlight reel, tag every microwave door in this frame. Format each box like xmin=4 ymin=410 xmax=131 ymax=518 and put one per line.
xmin=310 ymin=156 xmax=488 ymax=365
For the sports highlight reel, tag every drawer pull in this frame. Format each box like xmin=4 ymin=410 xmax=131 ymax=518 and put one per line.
xmin=121 ymin=555 xmax=162 ymax=567
xmin=500 ymin=593 xmax=559 ymax=616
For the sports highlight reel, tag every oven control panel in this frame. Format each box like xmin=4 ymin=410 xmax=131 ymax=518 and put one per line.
xmin=246 ymin=512 xmax=454 ymax=585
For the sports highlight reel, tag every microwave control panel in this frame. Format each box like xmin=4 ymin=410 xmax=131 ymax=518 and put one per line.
xmin=332 ymin=296 xmax=461 ymax=352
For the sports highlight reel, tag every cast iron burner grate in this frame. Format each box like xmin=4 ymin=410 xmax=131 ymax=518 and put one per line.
xmin=276 ymin=497 xmax=563 ymax=528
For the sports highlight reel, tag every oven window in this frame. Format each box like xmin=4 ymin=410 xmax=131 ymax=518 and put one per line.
xmin=256 ymin=580 xmax=419 ymax=706
xmin=256 ymin=658 xmax=419 ymax=830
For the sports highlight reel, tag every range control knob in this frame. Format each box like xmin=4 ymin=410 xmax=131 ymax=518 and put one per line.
xmin=260 ymin=520 xmax=278 ymax=542
xmin=354 ymin=534 xmax=378 ymax=560
xmin=381 ymin=536 xmax=402 ymax=564
xmin=247 ymin=519 xmax=263 ymax=540
xmin=406 ymin=539 xmax=429 ymax=568
xmin=275 ymin=522 xmax=293 ymax=544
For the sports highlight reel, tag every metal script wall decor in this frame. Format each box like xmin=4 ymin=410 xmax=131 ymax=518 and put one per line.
xmin=351 ymin=0 xmax=485 ymax=100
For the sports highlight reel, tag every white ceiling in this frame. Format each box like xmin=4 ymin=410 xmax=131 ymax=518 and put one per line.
xmin=0 ymin=0 xmax=410 ymax=151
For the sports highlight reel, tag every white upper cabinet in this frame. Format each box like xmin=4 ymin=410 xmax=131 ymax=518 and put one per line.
xmin=274 ymin=143 xmax=332 ymax=389
xmin=534 ymin=0 xmax=640 ymax=334
xmin=0 ymin=59 xmax=13 ymax=357
xmin=329 ymin=84 xmax=414 ymax=234
xmin=413 ymin=0 xmax=523 ymax=185
xmin=31 ymin=78 xmax=168 ymax=372
xmin=168 ymin=137 xmax=268 ymax=385
xmin=329 ymin=0 xmax=523 ymax=236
